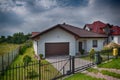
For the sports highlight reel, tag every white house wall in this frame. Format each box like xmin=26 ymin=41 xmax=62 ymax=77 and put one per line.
xmin=33 ymin=41 xmax=37 ymax=55
xmin=38 ymin=28 xmax=76 ymax=57
xmin=77 ymin=38 xmax=105 ymax=52
xmin=118 ymin=36 xmax=120 ymax=44
xmin=113 ymin=36 xmax=120 ymax=44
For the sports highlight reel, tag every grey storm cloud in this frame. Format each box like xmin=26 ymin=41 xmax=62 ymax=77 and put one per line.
xmin=56 ymin=0 xmax=89 ymax=7
xmin=0 ymin=11 xmax=24 ymax=27
xmin=0 ymin=0 xmax=120 ymax=36
xmin=92 ymin=0 xmax=120 ymax=25
xmin=94 ymin=0 xmax=120 ymax=7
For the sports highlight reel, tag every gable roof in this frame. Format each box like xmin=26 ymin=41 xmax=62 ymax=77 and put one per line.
xmin=31 ymin=23 xmax=107 ymax=39
xmin=84 ymin=21 xmax=120 ymax=35
xmin=86 ymin=21 xmax=107 ymax=29
xmin=84 ymin=21 xmax=109 ymax=34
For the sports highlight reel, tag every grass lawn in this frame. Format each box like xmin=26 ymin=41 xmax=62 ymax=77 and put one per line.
xmin=0 ymin=43 xmax=19 ymax=55
xmin=98 ymin=57 xmax=120 ymax=69
xmin=64 ymin=73 xmax=105 ymax=80
xmin=87 ymin=68 xmax=99 ymax=74
xmin=0 ymin=46 xmax=61 ymax=80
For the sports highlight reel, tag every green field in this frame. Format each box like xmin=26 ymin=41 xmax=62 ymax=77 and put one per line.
xmin=0 ymin=43 xmax=19 ymax=55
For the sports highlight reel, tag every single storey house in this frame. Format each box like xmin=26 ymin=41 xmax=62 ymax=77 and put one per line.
xmin=84 ymin=21 xmax=120 ymax=44
xmin=31 ymin=23 xmax=107 ymax=57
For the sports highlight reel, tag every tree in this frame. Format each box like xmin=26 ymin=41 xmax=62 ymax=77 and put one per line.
xmin=12 ymin=32 xmax=29 ymax=44
xmin=6 ymin=35 xmax=13 ymax=43
xmin=0 ymin=36 xmax=6 ymax=43
xmin=0 ymin=32 xmax=31 ymax=44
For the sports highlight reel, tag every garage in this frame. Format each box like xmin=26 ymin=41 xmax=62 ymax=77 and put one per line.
xmin=45 ymin=42 xmax=69 ymax=57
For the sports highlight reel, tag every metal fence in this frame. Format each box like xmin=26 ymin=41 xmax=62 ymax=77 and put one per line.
xmin=0 ymin=56 xmax=95 ymax=80
xmin=97 ymin=49 xmax=114 ymax=62
xmin=0 ymin=47 xmax=19 ymax=72
xmin=0 ymin=48 xmax=118 ymax=80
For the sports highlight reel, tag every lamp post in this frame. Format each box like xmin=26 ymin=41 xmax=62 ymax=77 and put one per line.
xmin=103 ymin=24 xmax=113 ymax=60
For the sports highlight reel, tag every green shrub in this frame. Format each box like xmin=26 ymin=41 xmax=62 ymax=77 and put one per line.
xmin=19 ymin=45 xmax=27 ymax=55
xmin=80 ymin=49 xmax=85 ymax=55
xmin=39 ymin=54 xmax=43 ymax=59
xmin=19 ymin=42 xmax=32 ymax=55
xmin=89 ymin=48 xmax=95 ymax=59
xmin=100 ymin=49 xmax=112 ymax=55
xmin=23 ymin=55 xmax=32 ymax=66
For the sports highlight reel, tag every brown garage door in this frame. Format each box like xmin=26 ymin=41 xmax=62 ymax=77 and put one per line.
xmin=45 ymin=42 xmax=69 ymax=57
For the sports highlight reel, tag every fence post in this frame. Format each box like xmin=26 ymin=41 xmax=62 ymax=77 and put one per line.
xmin=69 ymin=56 xmax=72 ymax=73
xmin=8 ymin=53 xmax=9 ymax=66
xmin=1 ymin=55 xmax=4 ymax=75
xmin=63 ymin=66 xmax=65 ymax=75
xmin=72 ymin=56 xmax=75 ymax=74
xmin=108 ymin=52 xmax=109 ymax=60
xmin=39 ymin=60 xmax=41 ymax=80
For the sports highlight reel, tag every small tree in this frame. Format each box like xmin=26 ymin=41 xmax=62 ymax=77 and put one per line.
xmin=39 ymin=54 xmax=43 ymax=59
xmin=89 ymin=48 xmax=95 ymax=59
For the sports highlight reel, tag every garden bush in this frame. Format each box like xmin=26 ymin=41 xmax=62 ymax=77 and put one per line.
xmin=23 ymin=55 xmax=32 ymax=66
xmin=89 ymin=48 xmax=95 ymax=59
xmin=39 ymin=54 xmax=43 ymax=59
xmin=80 ymin=49 xmax=85 ymax=55
xmin=19 ymin=41 xmax=32 ymax=55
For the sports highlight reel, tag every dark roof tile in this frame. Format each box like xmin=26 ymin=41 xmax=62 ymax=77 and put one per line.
xmin=31 ymin=23 xmax=107 ymax=39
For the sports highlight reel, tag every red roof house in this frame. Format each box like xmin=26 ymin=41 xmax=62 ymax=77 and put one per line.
xmin=84 ymin=21 xmax=120 ymax=44
xmin=84 ymin=21 xmax=120 ymax=35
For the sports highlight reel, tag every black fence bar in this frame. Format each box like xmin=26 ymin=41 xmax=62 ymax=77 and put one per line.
xmin=69 ymin=56 xmax=72 ymax=73
xmin=72 ymin=56 xmax=75 ymax=74
xmin=39 ymin=60 xmax=41 ymax=80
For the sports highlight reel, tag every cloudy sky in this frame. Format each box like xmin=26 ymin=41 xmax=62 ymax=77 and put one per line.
xmin=0 ymin=0 xmax=120 ymax=36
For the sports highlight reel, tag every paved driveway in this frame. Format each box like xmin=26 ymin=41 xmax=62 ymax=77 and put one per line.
xmin=46 ymin=55 xmax=69 ymax=62
xmin=46 ymin=56 xmax=92 ymax=74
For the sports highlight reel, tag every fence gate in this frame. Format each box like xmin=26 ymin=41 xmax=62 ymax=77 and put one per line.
xmin=74 ymin=56 xmax=95 ymax=73
xmin=52 ymin=56 xmax=95 ymax=80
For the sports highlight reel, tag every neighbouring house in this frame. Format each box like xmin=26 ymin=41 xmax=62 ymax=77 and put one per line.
xmin=31 ymin=23 xmax=107 ymax=57
xmin=84 ymin=21 xmax=120 ymax=44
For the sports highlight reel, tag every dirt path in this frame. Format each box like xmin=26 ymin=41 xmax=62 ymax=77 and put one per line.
xmin=84 ymin=71 xmax=120 ymax=80
xmin=82 ymin=67 xmax=120 ymax=80
xmin=98 ymin=68 xmax=120 ymax=74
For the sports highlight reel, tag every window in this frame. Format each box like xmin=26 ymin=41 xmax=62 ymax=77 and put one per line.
xmin=93 ymin=40 xmax=97 ymax=47
xmin=111 ymin=36 xmax=114 ymax=40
